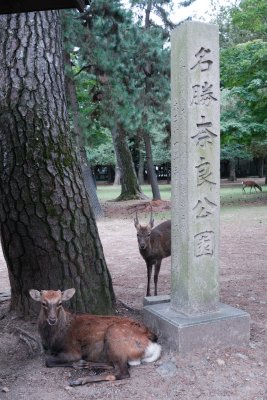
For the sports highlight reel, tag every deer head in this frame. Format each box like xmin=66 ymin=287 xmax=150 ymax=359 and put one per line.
xmin=134 ymin=207 xmax=154 ymax=251
xmin=29 ymin=288 xmax=75 ymax=326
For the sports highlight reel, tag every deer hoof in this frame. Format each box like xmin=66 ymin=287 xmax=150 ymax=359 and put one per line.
xmin=69 ymin=378 xmax=84 ymax=386
xmin=73 ymin=360 xmax=87 ymax=369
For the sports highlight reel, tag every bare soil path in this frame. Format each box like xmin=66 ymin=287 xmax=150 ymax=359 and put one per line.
xmin=0 ymin=200 xmax=266 ymax=400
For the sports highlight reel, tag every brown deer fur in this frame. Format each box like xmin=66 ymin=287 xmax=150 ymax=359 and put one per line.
xmin=29 ymin=289 xmax=161 ymax=386
xmin=134 ymin=210 xmax=171 ymax=296
xmin=242 ymin=180 xmax=262 ymax=194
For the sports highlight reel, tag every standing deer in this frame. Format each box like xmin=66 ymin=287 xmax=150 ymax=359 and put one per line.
xmin=134 ymin=209 xmax=171 ymax=296
xmin=242 ymin=180 xmax=262 ymax=194
xmin=29 ymin=288 xmax=161 ymax=386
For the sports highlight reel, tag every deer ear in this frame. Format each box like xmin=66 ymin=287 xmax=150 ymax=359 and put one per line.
xmin=61 ymin=288 xmax=76 ymax=302
xmin=29 ymin=289 xmax=41 ymax=302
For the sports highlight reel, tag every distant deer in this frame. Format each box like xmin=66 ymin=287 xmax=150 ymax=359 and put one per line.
xmin=134 ymin=209 xmax=171 ymax=297
xmin=29 ymin=288 xmax=161 ymax=386
xmin=242 ymin=180 xmax=262 ymax=194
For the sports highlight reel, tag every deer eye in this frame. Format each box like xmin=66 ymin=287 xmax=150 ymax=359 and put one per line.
xmin=42 ymin=302 xmax=47 ymax=308
xmin=57 ymin=302 xmax=62 ymax=308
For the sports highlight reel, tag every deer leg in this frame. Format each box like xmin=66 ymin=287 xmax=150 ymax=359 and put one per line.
xmin=154 ymin=260 xmax=162 ymax=296
xmin=146 ymin=262 xmax=153 ymax=296
xmin=73 ymin=360 xmax=113 ymax=370
xmin=69 ymin=371 xmax=117 ymax=386
xmin=69 ymin=362 xmax=130 ymax=386
xmin=45 ymin=351 xmax=81 ymax=368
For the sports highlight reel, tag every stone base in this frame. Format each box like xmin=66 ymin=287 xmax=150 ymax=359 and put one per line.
xmin=143 ymin=296 xmax=250 ymax=353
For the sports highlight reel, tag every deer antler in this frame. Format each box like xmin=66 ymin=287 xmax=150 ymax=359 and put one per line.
xmin=149 ymin=204 xmax=154 ymax=228
xmin=134 ymin=209 xmax=140 ymax=229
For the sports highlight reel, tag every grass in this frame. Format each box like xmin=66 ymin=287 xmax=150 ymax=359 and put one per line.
xmin=96 ymin=184 xmax=172 ymax=202
xmin=220 ymin=185 xmax=266 ymax=205
xmin=96 ymin=182 xmax=267 ymax=204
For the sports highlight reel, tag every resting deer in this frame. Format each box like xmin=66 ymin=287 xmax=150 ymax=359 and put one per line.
xmin=134 ymin=209 xmax=171 ymax=296
xmin=242 ymin=180 xmax=262 ymax=194
xmin=29 ymin=288 xmax=161 ymax=386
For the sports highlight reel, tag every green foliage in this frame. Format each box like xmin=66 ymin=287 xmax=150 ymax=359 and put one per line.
xmin=63 ymin=0 xmax=267 ymax=172
xmin=210 ymin=0 xmax=267 ymax=166
xmin=221 ymin=40 xmax=267 ymax=90
xmin=85 ymin=142 xmax=115 ymax=166
xmin=220 ymin=86 xmax=263 ymax=161
xmin=211 ymin=0 xmax=267 ymax=47
xmin=231 ymin=0 xmax=267 ymax=41
xmin=63 ymin=2 xmax=172 ymax=169
xmin=220 ymin=38 xmax=267 ymax=162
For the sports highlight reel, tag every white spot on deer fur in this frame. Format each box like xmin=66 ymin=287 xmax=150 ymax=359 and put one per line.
xmin=128 ymin=359 xmax=141 ymax=366
xmin=142 ymin=342 xmax=161 ymax=363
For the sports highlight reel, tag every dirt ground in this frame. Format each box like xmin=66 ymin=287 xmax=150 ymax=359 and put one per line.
xmin=0 ymin=197 xmax=267 ymax=400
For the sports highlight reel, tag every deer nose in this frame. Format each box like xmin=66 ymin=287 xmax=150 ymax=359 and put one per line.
xmin=48 ymin=317 xmax=57 ymax=326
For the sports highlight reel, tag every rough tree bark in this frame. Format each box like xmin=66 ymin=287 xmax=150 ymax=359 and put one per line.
xmin=0 ymin=11 xmax=114 ymax=316
xmin=113 ymin=164 xmax=121 ymax=186
xmin=111 ymin=125 xmax=145 ymax=200
xmin=143 ymin=129 xmax=161 ymax=200
xmin=138 ymin=148 xmax=145 ymax=185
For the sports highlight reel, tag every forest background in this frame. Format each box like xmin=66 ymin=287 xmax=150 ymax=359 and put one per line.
xmin=65 ymin=0 xmax=267 ymax=196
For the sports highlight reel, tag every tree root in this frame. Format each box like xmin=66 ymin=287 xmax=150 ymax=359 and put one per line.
xmin=14 ymin=327 xmax=42 ymax=354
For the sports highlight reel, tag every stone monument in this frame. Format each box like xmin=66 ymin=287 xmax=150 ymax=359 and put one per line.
xmin=143 ymin=21 xmax=250 ymax=352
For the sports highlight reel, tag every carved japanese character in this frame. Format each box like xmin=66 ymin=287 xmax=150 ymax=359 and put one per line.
xmin=191 ymin=81 xmax=217 ymax=106
xmin=191 ymin=47 xmax=213 ymax=71
xmin=193 ymin=197 xmax=217 ymax=218
xmin=191 ymin=115 xmax=217 ymax=147
xmin=195 ymin=156 xmax=216 ymax=187
xmin=194 ymin=231 xmax=214 ymax=257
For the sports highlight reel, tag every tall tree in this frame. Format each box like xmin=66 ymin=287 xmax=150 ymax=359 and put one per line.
xmin=112 ymin=124 xmax=145 ymax=200
xmin=64 ymin=48 xmax=103 ymax=218
xmin=214 ymin=0 xmax=267 ymax=179
xmin=220 ymin=40 xmax=267 ymax=179
xmin=141 ymin=0 xmax=162 ymax=200
xmin=129 ymin=1 xmax=196 ymax=196
xmin=0 ymin=11 xmax=114 ymax=316
xmin=65 ymin=4 xmax=145 ymax=200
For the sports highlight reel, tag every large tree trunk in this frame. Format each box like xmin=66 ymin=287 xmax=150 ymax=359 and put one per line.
xmin=138 ymin=149 xmax=145 ymax=185
xmin=142 ymin=0 xmax=161 ymax=201
xmin=257 ymin=157 xmax=264 ymax=178
xmin=0 ymin=11 xmax=114 ymax=316
xmin=228 ymin=159 xmax=237 ymax=181
xmin=64 ymin=50 xmax=103 ymax=219
xmin=143 ymin=131 xmax=161 ymax=200
xmin=111 ymin=126 xmax=145 ymax=200
xmin=113 ymin=164 xmax=121 ymax=185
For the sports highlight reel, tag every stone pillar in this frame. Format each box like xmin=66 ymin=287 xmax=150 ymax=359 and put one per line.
xmin=171 ymin=21 xmax=220 ymax=315
xmin=143 ymin=21 xmax=250 ymax=353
